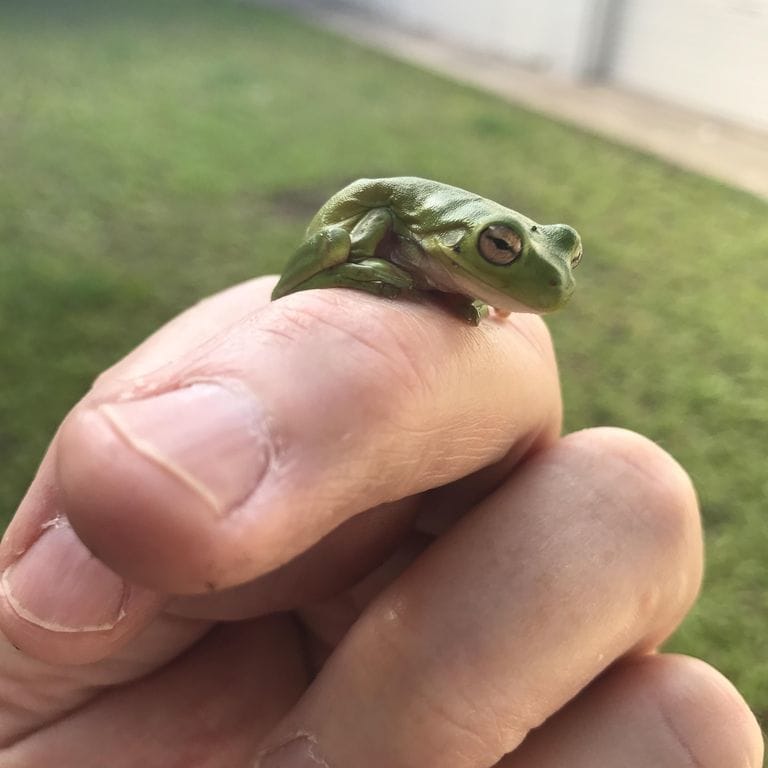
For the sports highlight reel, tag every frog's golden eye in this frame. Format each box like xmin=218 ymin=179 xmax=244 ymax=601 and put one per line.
xmin=571 ymin=248 xmax=583 ymax=269
xmin=479 ymin=225 xmax=523 ymax=265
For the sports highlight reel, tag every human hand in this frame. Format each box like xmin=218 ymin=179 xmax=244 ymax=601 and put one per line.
xmin=0 ymin=278 xmax=762 ymax=767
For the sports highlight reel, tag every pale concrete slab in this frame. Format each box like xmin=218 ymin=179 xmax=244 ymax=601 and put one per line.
xmin=270 ymin=0 xmax=768 ymax=200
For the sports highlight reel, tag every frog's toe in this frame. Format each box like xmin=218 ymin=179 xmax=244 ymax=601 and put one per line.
xmin=376 ymin=282 xmax=403 ymax=299
xmin=465 ymin=300 xmax=490 ymax=325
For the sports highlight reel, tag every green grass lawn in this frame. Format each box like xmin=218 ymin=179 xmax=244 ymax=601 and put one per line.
xmin=1 ymin=0 xmax=766 ymax=737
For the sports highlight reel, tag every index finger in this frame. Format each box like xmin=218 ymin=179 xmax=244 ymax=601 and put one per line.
xmin=51 ymin=279 xmax=562 ymax=593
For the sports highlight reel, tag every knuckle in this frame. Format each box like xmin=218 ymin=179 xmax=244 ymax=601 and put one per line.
xmin=366 ymin=591 xmax=520 ymax=763
xmin=555 ymin=428 xmax=703 ymax=629
xmin=615 ymin=431 xmax=701 ymax=589
xmin=574 ymin=427 xmax=701 ymax=570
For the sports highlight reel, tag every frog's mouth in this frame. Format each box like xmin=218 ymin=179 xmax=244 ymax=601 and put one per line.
xmin=401 ymin=245 xmax=573 ymax=314
xmin=447 ymin=268 xmax=574 ymax=314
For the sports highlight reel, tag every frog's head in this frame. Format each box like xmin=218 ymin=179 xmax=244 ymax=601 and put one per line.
xmin=446 ymin=217 xmax=582 ymax=314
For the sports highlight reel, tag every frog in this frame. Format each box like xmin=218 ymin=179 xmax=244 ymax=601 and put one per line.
xmin=271 ymin=177 xmax=582 ymax=324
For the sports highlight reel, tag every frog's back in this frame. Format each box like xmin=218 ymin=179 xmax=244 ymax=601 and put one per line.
xmin=307 ymin=177 xmax=492 ymax=234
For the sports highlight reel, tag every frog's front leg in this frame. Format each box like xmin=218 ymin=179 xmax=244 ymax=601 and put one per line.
xmin=286 ymin=257 xmax=414 ymax=299
xmin=271 ymin=227 xmax=352 ymax=300
xmin=439 ymin=295 xmax=491 ymax=326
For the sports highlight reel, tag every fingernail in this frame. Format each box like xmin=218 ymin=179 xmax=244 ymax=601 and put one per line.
xmin=99 ymin=382 xmax=270 ymax=516
xmin=257 ymin=737 xmax=327 ymax=768
xmin=1 ymin=519 xmax=128 ymax=632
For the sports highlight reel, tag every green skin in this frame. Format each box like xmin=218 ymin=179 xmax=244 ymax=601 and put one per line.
xmin=271 ymin=177 xmax=582 ymax=325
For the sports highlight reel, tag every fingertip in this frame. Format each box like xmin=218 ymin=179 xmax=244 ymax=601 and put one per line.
xmin=657 ymin=656 xmax=765 ymax=768
xmin=509 ymin=653 xmax=762 ymax=768
xmin=614 ymin=655 xmax=764 ymax=768
xmin=0 ymin=516 xmax=165 ymax=665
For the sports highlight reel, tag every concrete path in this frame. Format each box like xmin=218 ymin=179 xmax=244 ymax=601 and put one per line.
xmin=274 ymin=1 xmax=768 ymax=200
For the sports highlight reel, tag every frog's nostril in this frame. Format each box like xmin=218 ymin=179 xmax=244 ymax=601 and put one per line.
xmin=541 ymin=223 xmax=581 ymax=250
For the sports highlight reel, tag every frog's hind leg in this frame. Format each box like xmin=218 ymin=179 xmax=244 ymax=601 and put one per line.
xmin=348 ymin=208 xmax=394 ymax=260
xmin=289 ymin=257 xmax=415 ymax=300
xmin=271 ymin=227 xmax=351 ymax=300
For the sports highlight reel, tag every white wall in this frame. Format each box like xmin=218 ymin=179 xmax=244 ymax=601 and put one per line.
xmin=340 ymin=0 xmax=604 ymax=77
xmin=338 ymin=0 xmax=768 ymax=132
xmin=610 ymin=0 xmax=768 ymax=131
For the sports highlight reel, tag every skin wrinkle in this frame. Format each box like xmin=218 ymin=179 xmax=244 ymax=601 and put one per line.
xmin=361 ymin=591 xmax=525 ymax=764
xmin=270 ymin=290 xmax=412 ymax=364
xmin=0 ymin=642 xmax=92 ymax=748
xmin=386 ymin=422 xmax=512 ymax=492
xmin=0 ymin=614 xmax=214 ymax=754
xmin=249 ymin=306 xmax=436 ymax=475
xmin=256 ymin=300 xmax=552 ymax=511
xmin=270 ymin=291 xmax=552 ymax=431
xmin=471 ymin=320 xmax=561 ymax=447
xmin=278 ymin=300 xmax=428 ymax=401
xmin=378 ymin=320 xmax=557 ymax=487
xmin=445 ymin=665 xmax=539 ymax=765
xmin=0 ymin=670 xmax=104 ymax=752
xmin=257 ymin=733 xmax=330 ymax=768
xmin=247 ymin=315 xmax=311 ymax=347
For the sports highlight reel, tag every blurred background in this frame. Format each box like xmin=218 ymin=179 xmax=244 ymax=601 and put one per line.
xmin=0 ymin=0 xmax=766 ymax=745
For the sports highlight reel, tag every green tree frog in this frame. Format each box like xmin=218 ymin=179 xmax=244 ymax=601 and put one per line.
xmin=271 ymin=177 xmax=582 ymax=324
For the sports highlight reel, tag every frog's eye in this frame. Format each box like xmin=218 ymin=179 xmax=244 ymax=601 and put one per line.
xmin=479 ymin=225 xmax=523 ymax=265
xmin=571 ymin=248 xmax=583 ymax=269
